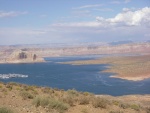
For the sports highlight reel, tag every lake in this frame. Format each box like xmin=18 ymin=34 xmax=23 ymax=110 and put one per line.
xmin=0 ymin=55 xmax=150 ymax=96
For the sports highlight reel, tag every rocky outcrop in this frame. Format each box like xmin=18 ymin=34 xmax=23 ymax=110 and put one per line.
xmin=4 ymin=50 xmax=45 ymax=63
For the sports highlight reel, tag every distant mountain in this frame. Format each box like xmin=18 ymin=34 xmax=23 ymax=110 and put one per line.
xmin=109 ymin=40 xmax=133 ymax=46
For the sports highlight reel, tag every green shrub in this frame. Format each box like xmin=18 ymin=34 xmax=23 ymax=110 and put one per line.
xmin=112 ymin=100 xmax=120 ymax=106
xmin=130 ymin=104 xmax=140 ymax=111
xmin=92 ymin=97 xmax=108 ymax=109
xmin=109 ymin=111 xmax=124 ymax=113
xmin=33 ymin=96 xmax=69 ymax=113
xmin=20 ymin=91 xmax=34 ymax=99
xmin=33 ymin=96 xmax=50 ymax=107
xmin=0 ymin=107 xmax=14 ymax=113
xmin=0 ymin=85 xmax=2 ymax=89
xmin=67 ymin=89 xmax=79 ymax=96
xmin=15 ymin=87 xmax=20 ymax=91
xmin=48 ymin=99 xmax=69 ymax=113
xmin=81 ymin=108 xmax=88 ymax=113
xmin=83 ymin=92 xmax=89 ymax=96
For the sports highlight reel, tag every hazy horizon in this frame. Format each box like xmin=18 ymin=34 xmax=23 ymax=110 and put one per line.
xmin=0 ymin=0 xmax=150 ymax=45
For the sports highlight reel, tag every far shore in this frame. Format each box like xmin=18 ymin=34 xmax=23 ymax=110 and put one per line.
xmin=0 ymin=58 xmax=45 ymax=64
xmin=60 ymin=54 xmax=150 ymax=81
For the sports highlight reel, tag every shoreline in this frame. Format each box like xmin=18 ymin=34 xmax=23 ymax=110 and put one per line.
xmin=59 ymin=55 xmax=150 ymax=81
xmin=110 ymin=75 xmax=150 ymax=81
xmin=0 ymin=58 xmax=45 ymax=64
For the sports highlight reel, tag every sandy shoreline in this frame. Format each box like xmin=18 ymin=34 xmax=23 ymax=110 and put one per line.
xmin=110 ymin=75 xmax=150 ymax=81
xmin=60 ymin=55 xmax=150 ymax=81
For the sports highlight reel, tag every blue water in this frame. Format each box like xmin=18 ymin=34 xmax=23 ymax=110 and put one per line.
xmin=0 ymin=56 xmax=150 ymax=96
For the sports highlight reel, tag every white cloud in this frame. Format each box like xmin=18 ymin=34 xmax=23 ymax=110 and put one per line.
xmin=0 ymin=11 xmax=28 ymax=18
xmin=97 ymin=7 xmax=150 ymax=26
xmin=73 ymin=4 xmax=103 ymax=9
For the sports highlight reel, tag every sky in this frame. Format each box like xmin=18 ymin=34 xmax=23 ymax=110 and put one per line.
xmin=0 ymin=0 xmax=150 ymax=45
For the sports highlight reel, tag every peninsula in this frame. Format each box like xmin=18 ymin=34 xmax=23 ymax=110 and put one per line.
xmin=61 ymin=55 xmax=150 ymax=81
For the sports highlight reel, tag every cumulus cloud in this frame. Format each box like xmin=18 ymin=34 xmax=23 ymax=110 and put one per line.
xmin=97 ymin=7 xmax=150 ymax=26
xmin=0 ymin=11 xmax=28 ymax=18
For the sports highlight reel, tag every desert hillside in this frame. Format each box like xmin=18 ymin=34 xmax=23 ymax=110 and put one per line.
xmin=0 ymin=82 xmax=150 ymax=113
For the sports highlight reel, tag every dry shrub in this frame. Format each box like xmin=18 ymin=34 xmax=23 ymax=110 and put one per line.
xmin=92 ymin=97 xmax=108 ymax=109
xmin=119 ymin=103 xmax=130 ymax=109
xmin=41 ymin=87 xmax=54 ymax=94
xmin=20 ymin=91 xmax=34 ymax=99
xmin=62 ymin=95 xmax=75 ymax=106
xmin=145 ymin=107 xmax=150 ymax=113
xmin=79 ymin=96 xmax=90 ymax=105
xmin=67 ymin=89 xmax=79 ymax=97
